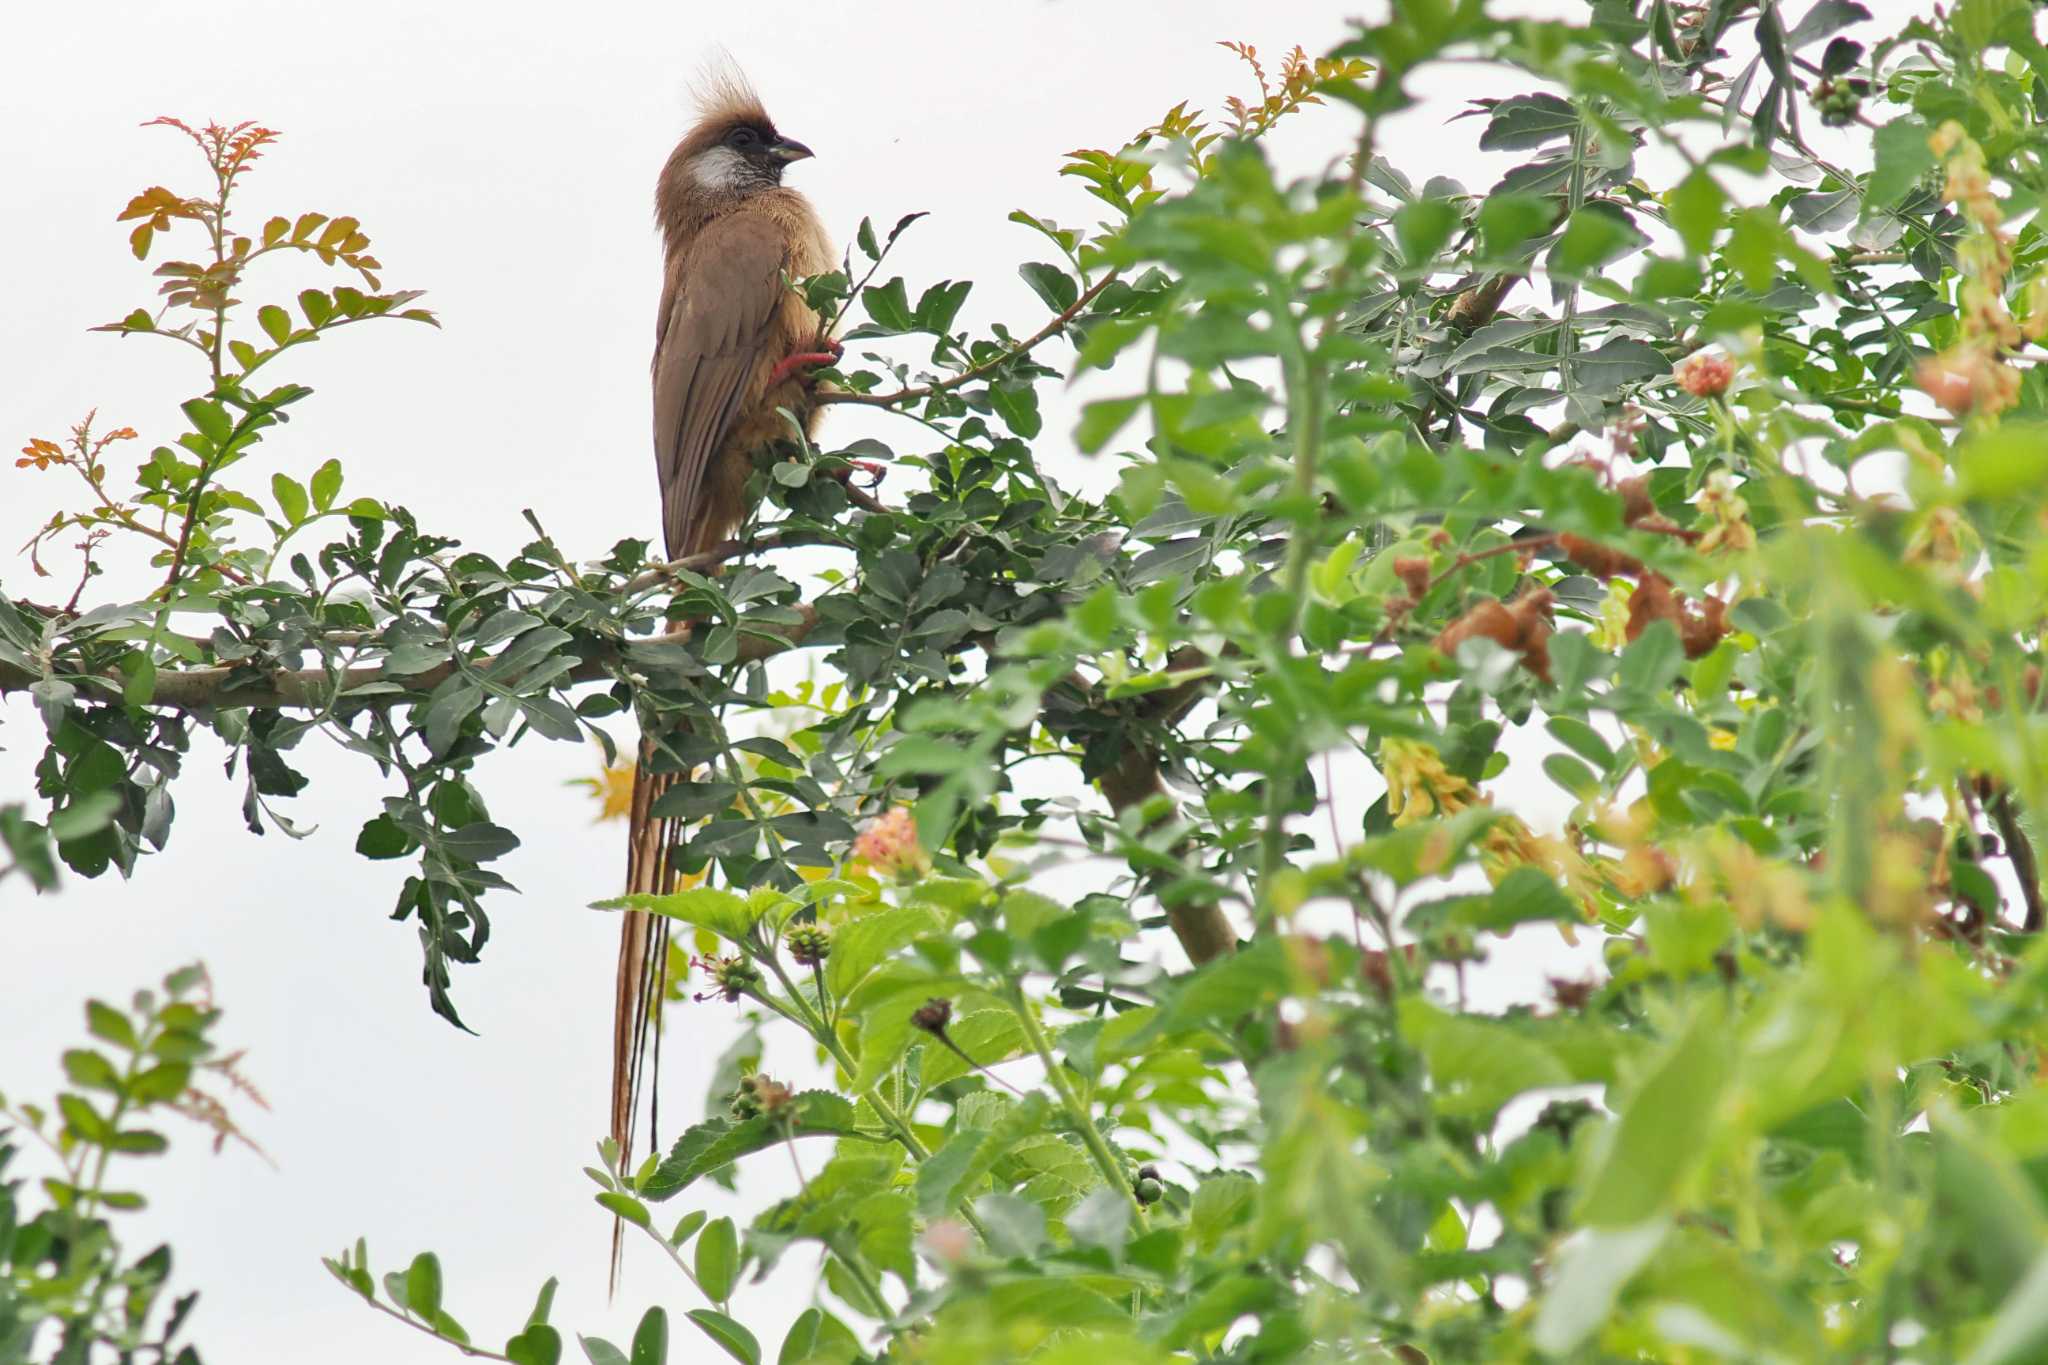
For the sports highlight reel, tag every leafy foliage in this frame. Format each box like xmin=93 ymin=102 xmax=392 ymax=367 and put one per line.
xmin=0 ymin=966 xmax=261 ymax=1363
xmin=17 ymin=2 xmax=2048 ymax=1360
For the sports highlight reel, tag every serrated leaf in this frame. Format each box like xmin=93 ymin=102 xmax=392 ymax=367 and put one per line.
xmin=643 ymin=1092 xmax=859 ymax=1200
xmin=826 ymin=906 xmax=941 ymax=997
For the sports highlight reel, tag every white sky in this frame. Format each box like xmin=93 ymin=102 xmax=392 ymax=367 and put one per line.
xmin=0 ymin=3 xmax=1612 ymax=1361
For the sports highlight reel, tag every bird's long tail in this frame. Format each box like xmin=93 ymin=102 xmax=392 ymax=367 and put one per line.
xmin=610 ymin=732 xmax=678 ymax=1291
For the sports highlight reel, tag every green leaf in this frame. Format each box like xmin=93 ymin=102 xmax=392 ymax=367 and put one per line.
xmin=1542 ymin=752 xmax=1600 ymax=799
xmin=777 ymin=1308 xmax=860 ymax=1365
xmin=1394 ymin=197 xmax=1460 ymax=266
xmin=630 ymin=1307 xmax=668 ymax=1365
xmin=826 ymin=906 xmax=941 ymax=997
xmin=1576 ymin=997 xmax=1732 ymax=1225
xmin=1475 ymin=191 xmax=1553 ymax=260
xmin=57 ymin=1093 xmax=109 ymax=1142
xmin=915 ymin=1094 xmax=1050 ymax=1217
xmin=695 ymin=1216 xmax=738 ymax=1302
xmin=405 ymin=1252 xmax=443 ymax=1321
xmin=86 ymin=1001 xmax=138 ymax=1050
xmin=356 ymin=815 xmax=415 ymax=860
xmin=311 ymin=457 xmax=343 ymax=512
xmin=686 ymin=1309 xmax=760 ymax=1365
xmin=1019 ymin=262 xmax=1078 ymax=312
xmin=1076 ymin=396 xmax=1144 ymax=453
xmin=1065 ymin=1187 xmax=1132 ymax=1253
xmin=1968 ymin=1253 xmax=2048 ymax=1365
xmin=579 ymin=1337 xmax=629 ymax=1365
xmin=596 ymin=1192 xmax=651 ymax=1228
xmin=989 ymin=382 xmax=1042 ymax=438
xmin=1479 ymin=92 xmax=1579 ymax=150
xmin=50 ymin=791 xmax=121 ymax=844
xmin=1399 ymin=999 xmax=1571 ymax=1119
xmin=1618 ymin=620 xmax=1684 ymax=695
xmin=973 ymin=1191 xmax=1049 ymax=1257
xmin=1866 ymin=115 xmax=1933 ymax=211
xmin=643 ymin=1092 xmax=858 ymax=1200
xmin=257 ymin=303 xmax=293 ymax=344
xmin=1952 ymin=425 xmax=2048 ymax=501
xmin=860 ymin=278 xmax=913 ymax=332
xmin=1190 ymin=1173 xmax=1257 ymax=1251
xmin=1149 ymin=936 xmax=1292 ymax=1035
xmin=593 ymin=886 xmax=756 ymax=942
xmin=1531 ymin=1220 xmax=1671 ymax=1354
xmin=1668 ymin=168 xmax=1725 ymax=256
xmin=180 ymin=398 xmax=232 ymax=447
xmin=526 ymin=1277 xmax=559 ymax=1327
xmin=272 ymin=473 xmax=309 ymax=525
xmin=507 ymin=1325 xmax=564 ymax=1365
xmin=1724 ymin=206 xmax=1779 ymax=291
xmin=1549 ymin=204 xmax=1643 ymax=276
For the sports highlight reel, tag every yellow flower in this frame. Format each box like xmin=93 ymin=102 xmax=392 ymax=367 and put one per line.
xmin=1379 ymin=739 xmax=1476 ymax=828
xmin=571 ymin=751 xmax=639 ymax=823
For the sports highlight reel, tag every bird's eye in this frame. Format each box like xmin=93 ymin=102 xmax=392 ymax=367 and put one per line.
xmin=728 ymin=127 xmax=760 ymax=149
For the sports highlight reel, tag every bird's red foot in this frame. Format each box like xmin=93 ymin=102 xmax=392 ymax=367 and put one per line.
xmin=767 ymin=348 xmax=841 ymax=390
xmin=831 ymin=459 xmax=887 ymax=489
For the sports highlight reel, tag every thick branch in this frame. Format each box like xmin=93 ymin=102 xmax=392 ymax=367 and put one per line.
xmin=817 ymin=271 xmax=1120 ymax=409
xmin=1990 ymin=787 xmax=2044 ymax=933
xmin=1088 ymin=645 xmax=1240 ymax=966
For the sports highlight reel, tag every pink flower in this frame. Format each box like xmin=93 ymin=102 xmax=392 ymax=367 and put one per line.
xmin=1675 ymin=351 xmax=1734 ymax=398
xmin=853 ymin=807 xmax=929 ymax=877
xmin=922 ymin=1218 xmax=973 ymax=1267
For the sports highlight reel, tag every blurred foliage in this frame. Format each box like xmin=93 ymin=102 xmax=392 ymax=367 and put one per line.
xmin=0 ymin=966 xmax=261 ymax=1363
xmin=14 ymin=0 xmax=2048 ymax=1360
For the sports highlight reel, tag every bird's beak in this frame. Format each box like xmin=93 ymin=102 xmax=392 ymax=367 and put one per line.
xmin=769 ymin=137 xmax=814 ymax=164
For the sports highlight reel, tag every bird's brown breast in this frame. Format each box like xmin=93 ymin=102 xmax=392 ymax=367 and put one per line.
xmin=651 ymin=187 xmax=833 ymax=559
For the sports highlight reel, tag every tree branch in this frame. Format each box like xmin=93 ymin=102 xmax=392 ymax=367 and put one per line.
xmin=1086 ymin=644 xmax=1240 ymax=966
xmin=817 ymin=271 xmax=1120 ymax=409
xmin=0 ymin=606 xmax=823 ymax=711
xmin=1990 ymin=786 xmax=2044 ymax=933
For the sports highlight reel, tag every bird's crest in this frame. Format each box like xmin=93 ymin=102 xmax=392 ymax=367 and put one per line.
xmin=691 ymin=54 xmax=770 ymax=131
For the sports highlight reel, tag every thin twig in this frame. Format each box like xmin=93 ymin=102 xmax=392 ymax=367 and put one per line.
xmin=1421 ymin=534 xmax=1556 ymax=596
xmin=355 ymin=1295 xmax=514 ymax=1363
xmin=817 ymin=271 xmax=1120 ymax=408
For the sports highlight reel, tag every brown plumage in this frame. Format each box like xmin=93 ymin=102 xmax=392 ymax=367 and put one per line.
xmin=613 ymin=68 xmax=833 ymax=1283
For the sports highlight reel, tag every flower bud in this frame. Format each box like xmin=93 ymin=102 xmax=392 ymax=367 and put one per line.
xmin=785 ymin=922 xmax=832 ymax=967
xmin=911 ymin=997 xmax=954 ymax=1034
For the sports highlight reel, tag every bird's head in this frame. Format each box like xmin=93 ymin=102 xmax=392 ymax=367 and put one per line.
xmin=689 ymin=117 xmax=814 ymax=194
xmin=674 ymin=66 xmax=813 ymax=199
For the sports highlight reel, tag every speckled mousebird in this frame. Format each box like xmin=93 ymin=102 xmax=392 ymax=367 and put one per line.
xmin=613 ymin=67 xmax=835 ymax=1282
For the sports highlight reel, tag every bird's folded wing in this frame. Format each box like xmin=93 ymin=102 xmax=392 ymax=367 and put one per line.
xmin=652 ymin=211 xmax=793 ymax=560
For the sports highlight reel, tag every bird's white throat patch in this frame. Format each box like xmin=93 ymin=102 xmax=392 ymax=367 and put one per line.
xmin=691 ymin=147 xmax=751 ymax=193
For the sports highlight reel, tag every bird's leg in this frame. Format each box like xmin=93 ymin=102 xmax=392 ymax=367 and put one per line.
xmin=766 ymin=337 xmax=845 ymax=391
xmin=832 ymin=460 xmax=886 ymax=489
